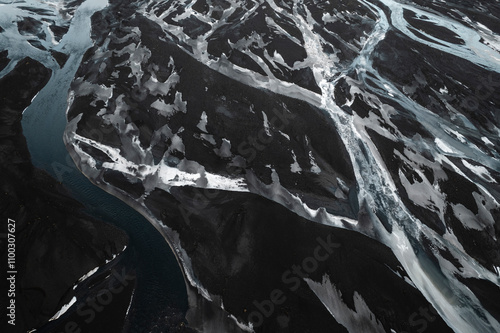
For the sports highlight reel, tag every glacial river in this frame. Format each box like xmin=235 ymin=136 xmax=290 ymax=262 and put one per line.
xmin=0 ymin=0 xmax=190 ymax=330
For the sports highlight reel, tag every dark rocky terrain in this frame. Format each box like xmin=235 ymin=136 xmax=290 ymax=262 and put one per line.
xmin=1 ymin=0 xmax=500 ymax=332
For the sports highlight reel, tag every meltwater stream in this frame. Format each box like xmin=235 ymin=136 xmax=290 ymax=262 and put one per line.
xmin=299 ymin=1 xmax=500 ymax=331
xmin=1 ymin=0 xmax=189 ymax=330
xmin=318 ymin=1 xmax=500 ymax=332
xmin=111 ymin=0 xmax=500 ymax=331
xmin=4 ymin=0 xmax=500 ymax=331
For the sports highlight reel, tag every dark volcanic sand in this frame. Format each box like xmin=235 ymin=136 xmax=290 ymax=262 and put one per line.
xmin=144 ymin=186 xmax=454 ymax=333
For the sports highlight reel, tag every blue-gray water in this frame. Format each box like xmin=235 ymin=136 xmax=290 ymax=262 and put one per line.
xmin=18 ymin=3 xmax=189 ymax=329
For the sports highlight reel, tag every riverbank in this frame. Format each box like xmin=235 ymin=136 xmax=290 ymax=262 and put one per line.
xmin=0 ymin=57 xmax=129 ymax=332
